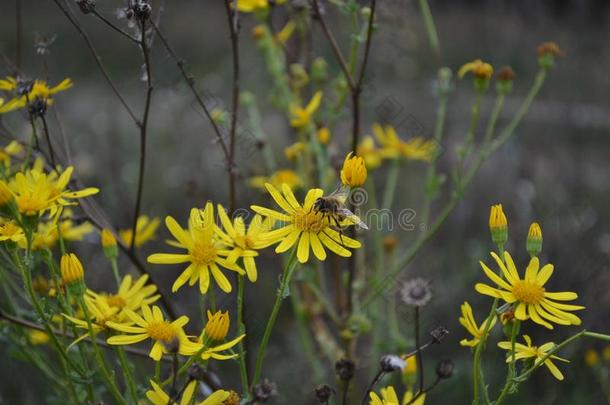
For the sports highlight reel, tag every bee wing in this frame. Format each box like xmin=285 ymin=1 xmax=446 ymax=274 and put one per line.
xmin=337 ymin=208 xmax=369 ymax=230
xmin=328 ymin=185 xmax=350 ymax=204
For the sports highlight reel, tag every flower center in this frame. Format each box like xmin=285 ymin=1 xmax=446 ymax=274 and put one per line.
xmin=293 ymin=208 xmax=326 ymax=232
xmin=234 ymin=235 xmax=253 ymax=249
xmin=146 ymin=321 xmax=177 ymax=342
xmin=512 ymin=280 xmax=545 ymax=304
xmin=16 ymin=195 xmax=47 ymax=214
xmin=106 ymin=294 xmax=126 ymax=309
xmin=190 ymin=242 xmax=217 ymax=265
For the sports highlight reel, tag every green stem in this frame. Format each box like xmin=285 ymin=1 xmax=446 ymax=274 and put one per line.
xmin=251 ymin=248 xmax=299 ymax=388
xmin=78 ymin=296 xmax=127 ymax=405
xmin=495 ymin=320 xmax=520 ymax=405
xmin=110 ymin=257 xmax=121 ymax=288
xmin=236 ymin=275 xmax=249 ymax=395
xmin=381 ymin=159 xmax=400 ymax=213
xmin=115 ymin=345 xmax=139 ymax=403
xmin=418 ymin=0 xmax=440 ymax=55
xmin=472 ymin=298 xmax=498 ymax=405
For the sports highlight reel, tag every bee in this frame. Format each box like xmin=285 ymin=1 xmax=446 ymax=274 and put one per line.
xmin=312 ymin=186 xmax=369 ymax=231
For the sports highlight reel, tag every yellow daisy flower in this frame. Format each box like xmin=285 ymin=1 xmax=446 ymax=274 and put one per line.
xmin=28 ymin=330 xmax=50 ymax=345
xmin=198 ymin=334 xmax=246 ymax=361
xmin=251 ymin=183 xmax=361 ymax=263
xmin=146 ymin=379 xmax=230 ymax=405
xmin=106 ymin=304 xmax=201 ymax=361
xmin=147 ymin=203 xmax=244 ymax=294
xmin=249 ymin=169 xmax=303 ymax=191
xmin=475 ymin=251 xmax=584 ymax=329
xmin=216 ymin=205 xmax=275 ymax=282
xmin=236 ymin=0 xmax=286 ymax=13
xmin=22 ymin=215 xmax=94 ymax=250
xmin=119 ymin=215 xmax=160 ymax=248
xmin=86 ymin=274 xmax=160 ymax=317
xmin=369 ymin=386 xmax=425 ymax=405
xmin=9 ymin=166 xmax=98 ymax=217
xmin=64 ymin=294 xmax=121 ymax=346
xmin=357 ymin=136 xmax=383 ymax=169
xmin=284 ymin=142 xmax=307 ymax=161
xmin=0 ymin=220 xmax=25 ymax=243
xmin=0 ymin=77 xmax=73 ymax=113
xmin=459 ymin=301 xmax=497 ymax=347
xmin=498 ymin=335 xmax=569 ymax=380
xmin=372 ymin=124 xmax=436 ymax=162
xmin=458 ymin=59 xmax=493 ymax=80
xmin=289 ymin=91 xmax=322 ymax=129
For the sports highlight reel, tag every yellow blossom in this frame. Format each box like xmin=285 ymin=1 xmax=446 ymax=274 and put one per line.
xmin=340 ymin=152 xmax=367 ymax=187
xmin=357 ymin=136 xmax=382 ymax=169
xmin=0 ymin=220 xmax=25 ymax=243
xmin=29 ymin=330 xmax=50 ymax=345
xmin=317 ymin=126 xmax=331 ymax=145
xmin=60 ymin=253 xmax=85 ymax=285
xmin=498 ymin=335 xmax=569 ymax=380
xmin=527 ymin=222 xmax=543 ymax=257
xmin=106 ymin=304 xmax=201 ymax=361
xmin=236 ymin=0 xmax=286 ymax=13
xmin=284 ymin=142 xmax=307 ymax=161
xmin=458 ymin=59 xmax=494 ymax=80
xmin=290 ymin=91 xmax=322 ymax=129
xmin=249 ymin=169 xmax=303 ymax=191
xmin=216 ymin=205 xmax=275 ymax=282
xmin=101 ymin=228 xmax=117 ymax=248
xmin=120 ymin=215 xmax=160 ymax=248
xmin=459 ymin=301 xmax=497 ymax=347
xmin=372 ymin=124 xmax=436 ymax=162
xmin=475 ymin=251 xmax=584 ymax=329
xmin=275 ymin=20 xmax=295 ymax=45
xmin=87 ymin=274 xmax=160 ymax=316
xmin=146 ymin=380 xmax=230 ymax=405
xmin=0 ymin=77 xmax=73 ymax=113
xmin=489 ymin=203 xmax=508 ymax=246
xmin=204 ymin=310 xmax=230 ymax=341
xmin=147 ymin=203 xmax=244 ymax=294
xmin=251 ymin=183 xmax=361 ymax=263
xmin=369 ymin=385 xmax=425 ymax=405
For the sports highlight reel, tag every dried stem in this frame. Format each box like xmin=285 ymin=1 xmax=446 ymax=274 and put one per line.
xmin=360 ymin=369 xmax=385 ymax=405
xmin=40 ymin=114 xmax=57 ymax=168
xmin=91 ymin=10 xmax=139 ymax=44
xmin=414 ymin=307 xmax=425 ymax=393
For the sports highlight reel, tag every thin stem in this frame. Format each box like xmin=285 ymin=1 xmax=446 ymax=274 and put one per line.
xmin=148 ymin=20 xmax=230 ymax=159
xmin=360 ymin=369 xmax=385 ymax=405
xmin=114 ymin=345 xmax=139 ymax=403
xmin=417 ymin=0 xmax=440 ymax=55
xmin=40 ymin=114 xmax=57 ymax=169
xmin=237 ymin=275 xmax=249 ymax=394
xmin=130 ymin=18 xmax=154 ymax=252
xmin=52 ymin=0 xmax=139 ymax=124
xmin=251 ymin=248 xmax=299 ymax=388
xmin=91 ymin=10 xmax=139 ymax=43
xmin=414 ymin=307 xmax=424 ymax=393
xmin=405 ymin=376 xmax=442 ymax=405
xmin=16 ymin=0 xmax=22 ymax=69
xmin=472 ymin=298 xmax=498 ymax=405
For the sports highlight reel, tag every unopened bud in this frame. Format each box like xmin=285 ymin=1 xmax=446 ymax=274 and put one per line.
xmin=435 ymin=359 xmax=454 ymax=379
xmin=526 ymin=222 xmax=543 ymax=257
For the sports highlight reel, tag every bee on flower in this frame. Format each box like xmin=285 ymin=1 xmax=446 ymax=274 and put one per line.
xmin=0 ymin=76 xmax=73 ymax=115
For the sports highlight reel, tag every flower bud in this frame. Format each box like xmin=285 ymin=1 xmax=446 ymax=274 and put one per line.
xmin=60 ymin=253 xmax=85 ymax=295
xmin=204 ymin=310 xmax=230 ymax=341
xmin=100 ymin=228 xmax=118 ymax=260
xmin=252 ymin=25 xmax=266 ymax=40
xmin=383 ymin=235 xmax=398 ymax=253
xmin=489 ymin=204 xmax=508 ymax=247
xmin=537 ymin=42 xmax=563 ymax=70
xmin=496 ymin=66 xmax=515 ymax=95
xmin=311 ymin=57 xmax=328 ymax=83
xmin=458 ymin=59 xmax=493 ymax=91
xmin=340 ymin=152 xmax=367 ymax=187
xmin=317 ymin=126 xmax=331 ymax=145
xmin=314 ymin=385 xmax=335 ymax=403
xmin=526 ymin=222 xmax=543 ymax=257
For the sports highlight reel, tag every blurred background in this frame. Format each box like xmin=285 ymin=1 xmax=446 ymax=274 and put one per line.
xmin=1 ymin=0 xmax=609 ymax=403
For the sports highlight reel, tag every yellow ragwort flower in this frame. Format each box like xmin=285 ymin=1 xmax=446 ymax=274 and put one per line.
xmin=0 ymin=77 xmax=73 ymax=113
xmin=0 ymin=181 xmax=14 ymax=207
xmin=216 ymin=205 xmax=275 ymax=282
xmin=28 ymin=330 xmax=50 ymax=345
xmin=357 ymin=136 xmax=383 ymax=169
xmin=475 ymin=251 xmax=584 ymax=329
xmin=340 ymin=152 xmax=367 ymax=187
xmin=147 ymin=203 xmax=244 ymax=294
xmin=60 ymin=253 xmax=85 ymax=285
xmin=64 ymin=295 xmax=121 ymax=346
xmin=106 ymin=304 xmax=201 ymax=361
xmin=498 ymin=335 xmax=568 ymax=380
xmin=204 ymin=310 xmax=230 ymax=341
xmin=101 ymin=228 xmax=117 ymax=248
xmin=458 ymin=59 xmax=494 ymax=80
xmin=251 ymin=183 xmax=361 ymax=263
xmin=249 ymin=169 xmax=303 ymax=192
xmin=146 ymin=379 xmax=230 ymax=405
xmin=526 ymin=222 xmax=543 ymax=257
xmin=87 ymin=274 xmax=160 ymax=316
xmin=369 ymin=386 xmax=425 ymax=405
xmin=119 ymin=215 xmax=160 ymax=248
xmin=236 ymin=0 xmax=286 ymax=13
xmin=0 ymin=220 xmax=25 ymax=243
xmin=284 ymin=142 xmax=307 ymax=161
xmin=459 ymin=301 xmax=497 ymax=347
xmin=372 ymin=124 xmax=436 ymax=162
xmin=317 ymin=126 xmax=331 ymax=145
xmin=290 ymin=91 xmax=322 ymax=129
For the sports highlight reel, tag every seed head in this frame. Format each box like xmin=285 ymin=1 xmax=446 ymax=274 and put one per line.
xmin=314 ymin=385 xmax=335 ymax=403
xmin=76 ymin=0 xmax=96 ymax=14
xmin=252 ymin=378 xmax=276 ymax=403
xmin=380 ymin=354 xmax=406 ymax=373
xmin=400 ymin=278 xmax=432 ymax=307
xmin=430 ymin=326 xmax=449 ymax=344
xmin=335 ymin=358 xmax=355 ymax=381
xmin=435 ymin=359 xmax=454 ymax=379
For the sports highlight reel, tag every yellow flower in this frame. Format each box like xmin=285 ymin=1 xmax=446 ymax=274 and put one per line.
xmin=120 ymin=215 xmax=160 ymax=248
xmin=106 ymin=304 xmax=201 ymax=361
xmin=402 ymin=354 xmax=417 ymax=376
xmin=249 ymin=169 xmax=303 ymax=191
xmin=317 ymin=126 xmax=331 ymax=145
xmin=198 ymin=334 xmax=246 ymax=361
xmin=458 ymin=59 xmax=494 ymax=80
xmin=216 ymin=206 xmax=275 ymax=282
xmin=0 ymin=141 xmax=23 ymax=169
xmin=236 ymin=0 xmax=286 ymax=13
xmin=275 ymin=20 xmax=295 ymax=45
xmin=489 ymin=204 xmax=507 ymax=246
xmin=147 ymin=203 xmax=244 ymax=294
xmin=459 ymin=301 xmax=497 ymax=347
xmin=284 ymin=142 xmax=307 ymax=161
xmin=9 ymin=166 xmax=98 ymax=217
xmin=29 ymin=330 xmax=50 ymax=345
xmin=475 ymin=251 xmax=584 ymax=329
xmin=0 ymin=220 xmax=25 ymax=243
xmin=290 ymin=91 xmax=322 ymax=129
xmin=101 ymin=228 xmax=117 ymax=248
xmin=340 ymin=152 xmax=367 ymax=187
xmin=584 ymin=349 xmax=599 ymax=367
xmin=372 ymin=124 xmax=436 ymax=162
xmin=64 ymin=294 xmax=121 ymax=346
xmin=87 ymin=274 xmax=160 ymax=316
xmin=0 ymin=181 xmax=13 ymax=207
xmin=251 ymin=183 xmax=361 ymax=263
xmin=60 ymin=253 xmax=85 ymax=285
xmin=146 ymin=380 xmax=230 ymax=405
xmin=357 ymin=136 xmax=382 ymax=169
xmin=369 ymin=386 xmax=425 ymax=405
xmin=0 ymin=78 xmax=73 ymax=114
xmin=20 ymin=214 xmax=94 ymax=250
xmin=498 ymin=335 xmax=568 ymax=380
xmin=204 ymin=310 xmax=230 ymax=341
